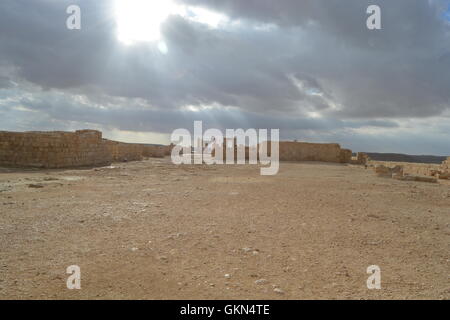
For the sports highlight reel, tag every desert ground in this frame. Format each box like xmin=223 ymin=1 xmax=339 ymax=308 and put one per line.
xmin=0 ymin=158 xmax=448 ymax=299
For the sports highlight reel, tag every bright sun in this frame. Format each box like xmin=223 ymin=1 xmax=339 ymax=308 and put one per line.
xmin=114 ymin=0 xmax=227 ymax=45
xmin=114 ymin=0 xmax=180 ymax=45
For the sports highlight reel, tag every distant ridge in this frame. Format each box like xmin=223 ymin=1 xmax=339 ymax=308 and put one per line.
xmin=364 ymin=152 xmax=447 ymax=164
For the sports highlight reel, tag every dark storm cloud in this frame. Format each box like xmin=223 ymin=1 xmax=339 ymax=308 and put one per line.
xmin=0 ymin=0 xmax=449 ymax=153
xmin=0 ymin=77 xmax=13 ymax=89
xmin=0 ymin=0 xmax=118 ymax=88
xmin=177 ymin=0 xmax=450 ymax=117
xmin=0 ymin=87 xmax=398 ymax=134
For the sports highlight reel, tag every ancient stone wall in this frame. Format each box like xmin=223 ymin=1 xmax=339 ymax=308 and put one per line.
xmin=442 ymin=157 xmax=450 ymax=171
xmin=214 ymin=140 xmax=353 ymax=164
xmin=370 ymin=160 xmax=442 ymax=177
xmin=0 ymin=130 xmax=111 ymax=168
xmin=339 ymin=149 xmax=353 ymax=164
xmin=0 ymin=130 xmax=356 ymax=168
xmin=278 ymin=141 xmax=350 ymax=163
xmin=351 ymin=152 xmax=369 ymax=165
xmin=104 ymin=140 xmax=167 ymax=162
xmin=439 ymin=157 xmax=450 ymax=179
xmin=104 ymin=140 xmax=143 ymax=162
xmin=0 ymin=130 xmax=171 ymax=168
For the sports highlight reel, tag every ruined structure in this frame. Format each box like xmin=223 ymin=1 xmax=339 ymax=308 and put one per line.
xmin=374 ymin=164 xmax=439 ymax=183
xmin=439 ymin=157 xmax=450 ymax=179
xmin=0 ymin=130 xmax=171 ymax=168
xmin=214 ymin=139 xmax=355 ymax=164
xmin=441 ymin=157 xmax=449 ymax=171
xmin=375 ymin=164 xmax=404 ymax=178
xmin=105 ymin=140 xmax=168 ymax=162
xmin=278 ymin=142 xmax=352 ymax=163
xmin=0 ymin=129 xmax=367 ymax=169
xmin=351 ymin=152 xmax=370 ymax=165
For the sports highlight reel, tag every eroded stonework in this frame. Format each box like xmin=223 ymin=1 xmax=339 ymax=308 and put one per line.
xmin=0 ymin=130 xmax=171 ymax=168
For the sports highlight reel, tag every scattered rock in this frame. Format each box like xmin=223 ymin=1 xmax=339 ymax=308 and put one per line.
xmin=402 ymin=175 xmax=438 ymax=183
xmin=0 ymin=186 xmax=12 ymax=192
xmin=43 ymin=177 xmax=59 ymax=181
xmin=167 ymin=232 xmax=185 ymax=240
xmin=28 ymin=184 xmax=44 ymax=188
xmin=273 ymin=288 xmax=285 ymax=294
xmin=255 ymin=279 xmax=268 ymax=285
xmin=375 ymin=165 xmax=404 ymax=178
xmin=224 ymin=274 xmax=231 ymax=279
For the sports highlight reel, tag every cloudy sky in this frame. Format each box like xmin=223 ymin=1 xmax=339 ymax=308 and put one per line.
xmin=1 ymin=0 xmax=450 ymax=154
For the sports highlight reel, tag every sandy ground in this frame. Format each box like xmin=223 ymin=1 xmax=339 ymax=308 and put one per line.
xmin=0 ymin=158 xmax=448 ymax=300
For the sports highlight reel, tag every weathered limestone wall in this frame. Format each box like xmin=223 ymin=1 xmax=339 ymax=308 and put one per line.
xmin=0 ymin=129 xmax=358 ymax=168
xmin=141 ymin=145 xmax=163 ymax=158
xmin=339 ymin=149 xmax=353 ymax=164
xmin=370 ymin=161 xmax=442 ymax=177
xmin=0 ymin=130 xmax=172 ymax=168
xmin=215 ymin=140 xmax=353 ymax=164
xmin=370 ymin=158 xmax=450 ymax=180
xmin=351 ymin=152 xmax=370 ymax=165
xmin=104 ymin=140 xmax=143 ymax=162
xmin=0 ymin=130 xmax=111 ymax=168
xmin=373 ymin=164 xmax=439 ymax=183
xmin=442 ymin=157 xmax=450 ymax=171
xmin=278 ymin=141 xmax=350 ymax=163
xmin=104 ymin=140 xmax=167 ymax=162
xmin=439 ymin=157 xmax=450 ymax=179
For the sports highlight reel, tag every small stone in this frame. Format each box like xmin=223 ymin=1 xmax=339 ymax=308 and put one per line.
xmin=224 ymin=274 xmax=231 ymax=279
xmin=130 ymin=247 xmax=138 ymax=252
xmin=28 ymin=184 xmax=44 ymax=188
xmin=274 ymin=288 xmax=284 ymax=294
xmin=255 ymin=279 xmax=268 ymax=285
xmin=43 ymin=177 xmax=59 ymax=181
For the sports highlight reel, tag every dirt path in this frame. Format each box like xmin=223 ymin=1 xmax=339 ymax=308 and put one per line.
xmin=0 ymin=159 xmax=448 ymax=299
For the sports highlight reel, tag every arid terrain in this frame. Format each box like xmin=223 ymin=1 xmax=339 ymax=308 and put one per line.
xmin=0 ymin=158 xmax=449 ymax=299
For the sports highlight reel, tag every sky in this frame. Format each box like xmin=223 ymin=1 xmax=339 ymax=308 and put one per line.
xmin=0 ymin=0 xmax=450 ymax=155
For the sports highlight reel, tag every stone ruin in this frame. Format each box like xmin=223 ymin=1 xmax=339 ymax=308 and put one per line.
xmin=351 ymin=152 xmax=370 ymax=165
xmin=438 ymin=157 xmax=450 ymax=179
xmin=0 ymin=130 xmax=172 ymax=169
xmin=278 ymin=141 xmax=353 ymax=163
xmin=373 ymin=156 xmax=450 ymax=182
xmin=0 ymin=129 xmax=371 ymax=169
xmin=212 ymin=138 xmax=365 ymax=164
xmin=374 ymin=164 xmax=441 ymax=183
